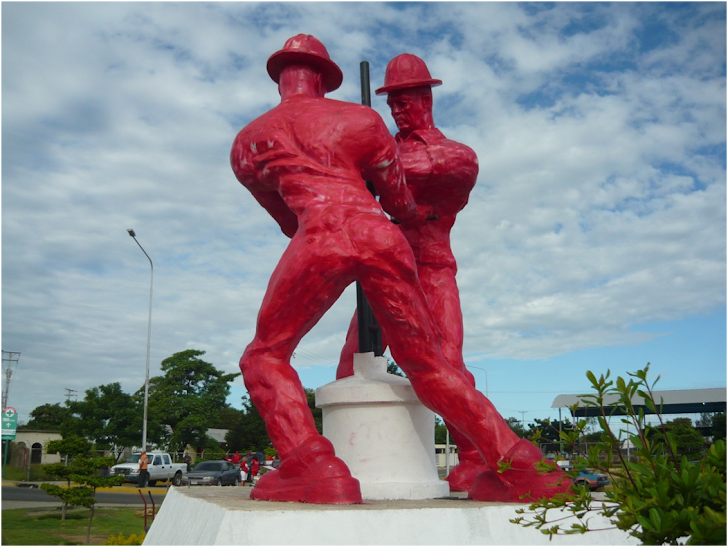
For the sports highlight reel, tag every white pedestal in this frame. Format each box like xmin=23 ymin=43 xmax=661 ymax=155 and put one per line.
xmin=143 ymin=486 xmax=639 ymax=545
xmin=315 ymin=352 xmax=449 ymax=500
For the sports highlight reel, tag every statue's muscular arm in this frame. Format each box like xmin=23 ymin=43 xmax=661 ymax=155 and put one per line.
xmin=246 ymin=190 xmax=299 ymax=238
xmin=428 ymin=143 xmax=479 ymax=214
xmin=359 ymin=116 xmax=423 ymax=222
xmin=230 ymin=134 xmax=299 ymax=239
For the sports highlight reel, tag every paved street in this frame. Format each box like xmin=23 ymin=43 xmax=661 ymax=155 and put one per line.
xmin=1 ymin=480 xmax=169 ymax=510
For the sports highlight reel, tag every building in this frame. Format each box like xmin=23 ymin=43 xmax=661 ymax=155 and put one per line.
xmin=13 ymin=430 xmax=62 ymax=466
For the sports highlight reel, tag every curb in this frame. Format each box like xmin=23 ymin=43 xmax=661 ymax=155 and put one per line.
xmin=3 ymin=480 xmax=168 ymax=494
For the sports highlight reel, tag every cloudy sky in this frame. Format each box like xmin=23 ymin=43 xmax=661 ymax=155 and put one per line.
xmin=3 ymin=2 xmax=725 ymax=429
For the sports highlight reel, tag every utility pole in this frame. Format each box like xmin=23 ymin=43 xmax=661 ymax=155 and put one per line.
xmin=519 ymin=410 xmax=527 ymax=430
xmin=2 ymin=351 xmax=21 ymax=410
xmin=64 ymin=388 xmax=77 ymax=402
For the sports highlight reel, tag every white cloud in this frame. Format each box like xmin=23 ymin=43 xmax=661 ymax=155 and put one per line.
xmin=2 ymin=2 xmax=724 ymax=421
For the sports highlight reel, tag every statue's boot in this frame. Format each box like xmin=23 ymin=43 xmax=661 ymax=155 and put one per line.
xmin=250 ymin=435 xmax=362 ymax=504
xmin=445 ymin=429 xmax=490 ymax=492
xmin=469 ymin=439 xmax=572 ymax=502
xmin=446 ymin=450 xmax=489 ymax=492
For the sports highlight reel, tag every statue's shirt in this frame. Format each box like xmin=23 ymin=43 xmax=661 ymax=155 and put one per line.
xmin=395 ymin=128 xmax=479 ymax=269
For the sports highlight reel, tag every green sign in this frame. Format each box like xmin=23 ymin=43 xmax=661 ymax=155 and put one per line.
xmin=2 ymin=407 xmax=18 ymax=440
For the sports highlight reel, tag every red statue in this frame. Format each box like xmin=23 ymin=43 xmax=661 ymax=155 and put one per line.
xmin=336 ymin=53 xmax=490 ymax=492
xmin=231 ymin=34 xmax=570 ymax=504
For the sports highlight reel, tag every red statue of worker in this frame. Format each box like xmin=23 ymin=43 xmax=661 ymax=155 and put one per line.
xmin=231 ymin=34 xmax=569 ymax=504
xmin=336 ymin=53 xmax=488 ymax=492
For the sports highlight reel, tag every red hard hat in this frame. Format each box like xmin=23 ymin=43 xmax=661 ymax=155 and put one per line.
xmin=375 ymin=53 xmax=442 ymax=95
xmin=267 ymin=34 xmax=343 ymax=92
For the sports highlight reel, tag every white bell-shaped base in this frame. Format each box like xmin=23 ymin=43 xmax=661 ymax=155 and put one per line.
xmin=315 ymin=352 xmax=449 ymax=500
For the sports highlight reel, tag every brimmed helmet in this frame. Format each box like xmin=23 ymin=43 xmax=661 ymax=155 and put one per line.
xmin=375 ymin=53 xmax=442 ymax=95
xmin=267 ymin=34 xmax=343 ymax=92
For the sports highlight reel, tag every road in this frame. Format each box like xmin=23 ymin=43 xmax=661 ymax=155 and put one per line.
xmin=2 ymin=484 xmax=168 ymax=509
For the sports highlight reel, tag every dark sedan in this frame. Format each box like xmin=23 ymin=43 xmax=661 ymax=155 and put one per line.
xmin=178 ymin=460 xmax=241 ymax=486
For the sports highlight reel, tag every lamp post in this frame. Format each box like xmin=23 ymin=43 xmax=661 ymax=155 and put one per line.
xmin=127 ymin=229 xmax=153 ymax=452
xmin=465 ymin=365 xmax=488 ymax=398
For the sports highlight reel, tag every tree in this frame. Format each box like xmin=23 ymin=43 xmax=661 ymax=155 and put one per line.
xmin=696 ymin=412 xmax=715 ymax=429
xmin=225 ymin=396 xmax=270 ymax=453
xmin=387 ymin=359 xmax=405 ymax=377
xmin=527 ymin=418 xmax=575 ymax=454
xmin=225 ymin=386 xmax=323 ymax=453
xmin=21 ymin=402 xmax=72 ymax=431
xmin=42 ymin=438 xmax=125 ymax=543
xmin=145 ymin=349 xmax=239 ymax=451
xmin=434 ymin=416 xmax=448 ymax=444
xmin=657 ymin=418 xmax=706 ymax=460
xmin=505 ymin=417 xmax=527 ymax=438
xmin=511 ymin=364 xmax=726 ymax=545
xmin=305 ymin=388 xmax=323 ymax=434
xmin=210 ymin=406 xmax=244 ymax=431
xmin=41 ymin=436 xmax=95 ymax=520
xmin=63 ymin=383 xmax=140 ymax=460
xmin=712 ymin=413 xmax=726 ymax=442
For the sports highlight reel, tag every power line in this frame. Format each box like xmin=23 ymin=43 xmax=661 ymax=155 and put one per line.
xmin=292 ymin=348 xmax=335 ymax=367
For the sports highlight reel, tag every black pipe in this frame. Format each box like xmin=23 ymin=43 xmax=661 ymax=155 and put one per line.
xmin=356 ymin=60 xmax=383 ymax=356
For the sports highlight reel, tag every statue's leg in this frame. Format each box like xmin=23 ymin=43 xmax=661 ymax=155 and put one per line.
xmin=240 ymin=233 xmax=361 ymax=504
xmin=419 ymin=265 xmax=489 ymax=491
xmin=359 ymin=246 xmax=570 ymax=502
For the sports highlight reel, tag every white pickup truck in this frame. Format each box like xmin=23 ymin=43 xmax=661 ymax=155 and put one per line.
xmin=111 ymin=451 xmax=186 ymax=487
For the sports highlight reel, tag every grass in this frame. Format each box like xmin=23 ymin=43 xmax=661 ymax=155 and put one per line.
xmin=1 ymin=507 xmax=149 ymax=545
xmin=2 ymin=464 xmax=59 ymax=482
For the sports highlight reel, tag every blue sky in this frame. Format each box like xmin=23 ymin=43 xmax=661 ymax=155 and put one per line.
xmin=3 ymin=2 xmax=725 ymax=430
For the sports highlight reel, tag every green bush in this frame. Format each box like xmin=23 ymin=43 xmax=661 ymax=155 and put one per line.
xmin=102 ymin=531 xmax=146 ymax=545
xmin=511 ymin=364 xmax=727 ymax=545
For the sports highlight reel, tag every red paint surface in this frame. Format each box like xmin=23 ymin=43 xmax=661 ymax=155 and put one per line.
xmin=339 ymin=55 xmax=489 ymax=492
xmin=232 ymin=38 xmax=570 ymax=504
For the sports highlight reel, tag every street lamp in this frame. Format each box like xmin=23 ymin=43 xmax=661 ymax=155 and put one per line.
xmin=465 ymin=365 xmax=488 ymax=398
xmin=127 ymin=229 xmax=153 ymax=452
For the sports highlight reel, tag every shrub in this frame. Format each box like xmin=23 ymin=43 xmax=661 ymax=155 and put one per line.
xmin=102 ymin=531 xmax=146 ymax=545
xmin=511 ymin=364 xmax=727 ymax=545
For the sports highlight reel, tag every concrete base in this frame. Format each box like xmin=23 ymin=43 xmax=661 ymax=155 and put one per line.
xmin=316 ymin=353 xmax=448 ymax=500
xmin=143 ymin=486 xmax=638 ymax=545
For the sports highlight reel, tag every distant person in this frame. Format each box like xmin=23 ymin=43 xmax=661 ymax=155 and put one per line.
xmin=251 ymin=458 xmax=260 ymax=484
xmin=231 ymin=451 xmax=242 ymax=464
xmin=138 ymin=450 xmax=149 ymax=488
xmin=240 ymin=459 xmax=249 ymax=484
xmin=182 ymin=453 xmax=192 ymax=473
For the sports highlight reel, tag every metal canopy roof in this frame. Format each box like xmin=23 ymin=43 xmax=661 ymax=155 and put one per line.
xmin=551 ymin=388 xmax=726 ymax=417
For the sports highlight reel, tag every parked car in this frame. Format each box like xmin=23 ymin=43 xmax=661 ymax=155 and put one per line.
xmin=179 ymin=460 xmax=241 ymax=486
xmin=111 ymin=451 xmax=186 ymax=487
xmin=557 ymin=462 xmax=610 ymax=491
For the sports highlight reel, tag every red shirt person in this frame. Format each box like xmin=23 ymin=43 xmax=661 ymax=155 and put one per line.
xmin=231 ymin=34 xmax=569 ymax=504
xmin=336 ymin=54 xmax=486 ymax=492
